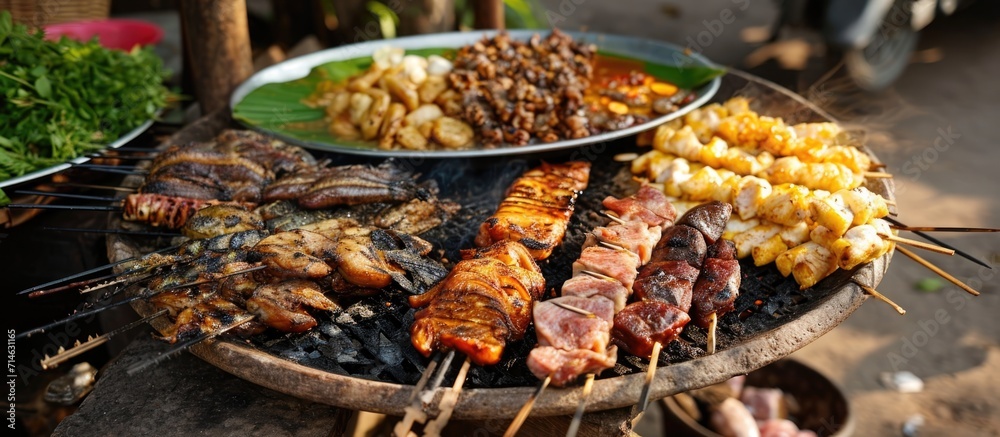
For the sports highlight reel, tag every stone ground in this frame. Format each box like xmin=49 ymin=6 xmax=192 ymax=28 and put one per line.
xmin=537 ymin=0 xmax=1000 ymax=435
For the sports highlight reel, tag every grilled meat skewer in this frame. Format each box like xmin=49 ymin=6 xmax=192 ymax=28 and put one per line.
xmin=475 ymin=161 xmax=591 ymax=259
xmin=528 ymin=185 xmax=676 ymax=386
xmin=409 ymin=162 xmax=591 ymax=366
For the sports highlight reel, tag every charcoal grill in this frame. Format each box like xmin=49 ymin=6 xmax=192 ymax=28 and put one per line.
xmin=109 ymin=71 xmax=893 ymax=421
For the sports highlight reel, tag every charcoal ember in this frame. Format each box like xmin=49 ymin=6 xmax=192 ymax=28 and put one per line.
xmin=291 ymin=331 xmax=325 ymax=349
xmin=280 ymin=350 xmax=311 ymax=361
xmin=241 ymin=142 xmax=855 ymax=388
xmin=375 ymin=333 xmax=403 ymax=366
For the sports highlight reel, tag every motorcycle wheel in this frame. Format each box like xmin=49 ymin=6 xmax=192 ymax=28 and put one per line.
xmin=843 ymin=17 xmax=918 ymax=91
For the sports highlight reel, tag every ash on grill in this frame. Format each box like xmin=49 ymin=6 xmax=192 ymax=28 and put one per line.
xmin=251 ymin=153 xmax=850 ymax=388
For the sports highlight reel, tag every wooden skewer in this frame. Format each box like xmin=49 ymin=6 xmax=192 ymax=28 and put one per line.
xmin=580 ymin=270 xmax=618 ymax=282
xmin=503 ymin=375 xmax=551 ymax=437
xmin=552 ymin=301 xmax=597 ymax=318
xmin=395 ymin=351 xmax=452 ymax=437
xmin=15 ymin=190 xmax=119 ymax=202
xmin=422 ymin=356 xmax=472 ymax=437
xmin=6 ymin=204 xmax=122 ymax=212
xmin=632 ymin=341 xmax=662 ymax=423
xmin=896 ymin=246 xmax=981 ymax=296
xmin=706 ymin=313 xmax=718 ymax=355
xmin=601 ymin=211 xmax=627 ymax=225
xmin=40 ymin=309 xmax=169 ymax=370
xmin=42 ymin=226 xmax=178 ymax=237
xmin=864 ymin=171 xmax=893 ymax=179
xmin=16 ymin=244 xmax=180 ymax=296
xmin=598 ymin=240 xmax=630 ymax=252
xmin=884 ymin=199 xmax=897 ymax=206
xmin=51 ymin=182 xmax=137 ymax=192
xmin=125 ymin=314 xmax=256 ymax=375
xmin=565 ymin=373 xmax=596 ymax=437
xmin=78 ymin=272 xmax=154 ymax=296
xmin=27 ymin=271 xmax=126 ymax=298
xmin=890 ymin=225 xmax=1000 ymax=233
xmin=880 ymin=233 xmax=955 ymax=255
xmin=853 ymin=281 xmax=906 ymax=315
xmin=16 ymin=265 xmax=267 ymax=340
xmin=884 ymin=217 xmax=992 ymax=269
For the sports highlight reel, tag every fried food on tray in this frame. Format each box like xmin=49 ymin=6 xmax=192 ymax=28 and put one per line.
xmin=305 ymin=48 xmax=477 ymax=151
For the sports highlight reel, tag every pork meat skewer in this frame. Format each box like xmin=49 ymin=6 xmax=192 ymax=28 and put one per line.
xmin=610 ymin=201 xmax=740 ymax=419
xmin=505 ymin=185 xmax=675 ymax=437
xmin=398 ymin=161 xmax=590 ymax=437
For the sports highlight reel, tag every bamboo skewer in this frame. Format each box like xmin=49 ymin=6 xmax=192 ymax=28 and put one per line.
xmin=580 ymin=270 xmax=617 ymax=282
xmin=504 ymin=302 xmax=600 ymax=435
xmin=853 ymin=281 xmax=906 ymax=315
xmin=602 ymin=211 xmax=627 ymax=225
xmin=503 ymin=375 xmax=550 ymax=437
xmin=632 ymin=341 xmax=662 ymax=423
xmin=565 ymin=374 xmax=596 ymax=437
xmin=422 ymin=356 xmax=472 ymax=437
xmin=863 ymin=171 xmax=893 ymax=179
xmin=71 ymin=163 xmax=148 ymax=174
xmin=890 ymin=225 xmax=1000 ymax=233
xmin=16 ymin=244 xmax=180 ymax=296
xmin=551 ymin=301 xmax=597 ymax=318
xmin=880 ymin=233 xmax=955 ymax=255
xmin=6 ymin=204 xmax=122 ymax=212
xmin=40 ymin=309 xmax=169 ymax=370
xmin=896 ymin=246 xmax=981 ymax=296
xmin=27 ymin=271 xmax=128 ymax=298
xmin=125 ymin=315 xmax=256 ymax=375
xmin=16 ymin=265 xmax=267 ymax=340
xmin=15 ymin=190 xmax=118 ymax=202
xmin=51 ymin=182 xmax=137 ymax=192
xmin=395 ymin=351 xmax=455 ymax=437
xmin=706 ymin=313 xmax=718 ymax=355
xmin=884 ymin=217 xmax=992 ymax=269
xmin=42 ymin=227 xmax=178 ymax=238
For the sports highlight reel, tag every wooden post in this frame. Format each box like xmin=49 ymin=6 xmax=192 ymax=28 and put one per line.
xmin=179 ymin=0 xmax=254 ymax=114
xmin=398 ymin=0 xmax=456 ymax=35
xmin=473 ymin=0 xmax=505 ymax=30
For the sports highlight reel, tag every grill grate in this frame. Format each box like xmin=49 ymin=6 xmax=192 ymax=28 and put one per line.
xmin=245 ymin=144 xmax=862 ymax=389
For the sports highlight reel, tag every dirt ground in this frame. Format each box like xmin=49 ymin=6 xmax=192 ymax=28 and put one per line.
xmin=540 ymin=1 xmax=1000 ymax=435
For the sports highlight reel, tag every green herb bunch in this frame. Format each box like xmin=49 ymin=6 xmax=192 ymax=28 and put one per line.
xmin=0 ymin=11 xmax=170 ymax=181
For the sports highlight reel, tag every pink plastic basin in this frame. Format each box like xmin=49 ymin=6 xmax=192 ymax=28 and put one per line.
xmin=44 ymin=19 xmax=163 ymax=50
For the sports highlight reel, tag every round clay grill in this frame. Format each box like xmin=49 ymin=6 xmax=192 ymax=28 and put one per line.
xmin=110 ymin=70 xmax=892 ymax=419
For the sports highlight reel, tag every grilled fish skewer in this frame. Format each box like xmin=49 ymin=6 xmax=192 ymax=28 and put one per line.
xmin=16 ymin=266 xmax=268 ymax=340
xmin=40 ymin=309 xmax=169 ymax=370
xmin=125 ymin=314 xmax=256 ymax=375
xmin=16 ymin=244 xmax=181 ymax=296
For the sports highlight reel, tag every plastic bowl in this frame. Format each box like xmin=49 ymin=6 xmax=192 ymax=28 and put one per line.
xmin=660 ymin=359 xmax=854 ymax=437
xmin=44 ymin=19 xmax=163 ymax=50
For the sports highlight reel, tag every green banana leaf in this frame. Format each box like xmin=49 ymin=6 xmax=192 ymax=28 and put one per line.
xmin=232 ymin=48 xmax=724 ymax=149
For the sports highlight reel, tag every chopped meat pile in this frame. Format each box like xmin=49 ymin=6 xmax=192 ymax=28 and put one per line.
xmin=448 ymin=30 xmax=598 ymax=146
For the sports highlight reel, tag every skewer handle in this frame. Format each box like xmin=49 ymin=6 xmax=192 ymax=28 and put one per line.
xmin=896 ymin=246 xmax=981 ymax=296
xmin=706 ymin=313 xmax=718 ymax=355
xmin=881 ymin=233 xmax=955 ymax=255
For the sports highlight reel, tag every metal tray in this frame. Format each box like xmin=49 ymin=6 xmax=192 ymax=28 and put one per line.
xmin=229 ymin=30 xmax=721 ymax=158
xmin=0 ymin=119 xmax=154 ymax=189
